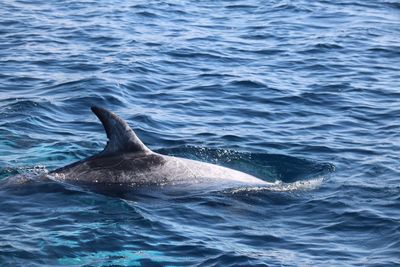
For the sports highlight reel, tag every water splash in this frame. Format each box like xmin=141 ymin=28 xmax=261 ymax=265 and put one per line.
xmin=227 ymin=176 xmax=325 ymax=194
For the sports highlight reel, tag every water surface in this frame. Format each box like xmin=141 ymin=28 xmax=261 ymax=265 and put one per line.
xmin=0 ymin=0 xmax=399 ymax=266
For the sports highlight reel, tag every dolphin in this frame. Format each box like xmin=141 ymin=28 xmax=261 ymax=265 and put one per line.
xmin=49 ymin=107 xmax=268 ymax=188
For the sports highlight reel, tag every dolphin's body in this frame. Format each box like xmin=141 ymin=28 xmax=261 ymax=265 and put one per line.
xmin=50 ymin=107 xmax=268 ymax=187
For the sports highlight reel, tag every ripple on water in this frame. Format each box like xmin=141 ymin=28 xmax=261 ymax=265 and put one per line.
xmin=1 ymin=0 xmax=400 ymax=265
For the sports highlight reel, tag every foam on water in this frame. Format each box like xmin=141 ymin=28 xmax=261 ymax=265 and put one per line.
xmin=228 ymin=176 xmax=325 ymax=194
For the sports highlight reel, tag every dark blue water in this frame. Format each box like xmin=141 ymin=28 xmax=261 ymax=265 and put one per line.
xmin=1 ymin=0 xmax=399 ymax=266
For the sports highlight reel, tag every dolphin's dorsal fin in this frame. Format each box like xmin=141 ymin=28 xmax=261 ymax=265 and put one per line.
xmin=91 ymin=106 xmax=151 ymax=157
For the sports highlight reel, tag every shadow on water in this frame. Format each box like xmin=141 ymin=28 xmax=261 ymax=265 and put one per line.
xmin=0 ymin=147 xmax=336 ymax=266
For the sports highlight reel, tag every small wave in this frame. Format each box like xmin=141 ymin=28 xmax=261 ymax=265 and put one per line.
xmin=0 ymin=165 xmax=49 ymax=187
xmin=135 ymin=11 xmax=159 ymax=18
xmin=0 ymin=165 xmax=48 ymax=178
xmin=229 ymin=79 xmax=267 ymax=88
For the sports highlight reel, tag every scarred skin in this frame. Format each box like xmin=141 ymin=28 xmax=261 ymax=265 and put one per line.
xmin=51 ymin=151 xmax=266 ymax=187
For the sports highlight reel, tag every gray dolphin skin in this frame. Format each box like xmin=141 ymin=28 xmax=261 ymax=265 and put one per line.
xmin=50 ymin=107 xmax=268 ymax=187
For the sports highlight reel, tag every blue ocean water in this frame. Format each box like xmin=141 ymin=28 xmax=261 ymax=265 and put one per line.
xmin=0 ymin=0 xmax=399 ymax=266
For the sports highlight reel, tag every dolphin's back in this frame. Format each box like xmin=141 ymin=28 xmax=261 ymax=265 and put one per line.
xmin=53 ymin=152 xmax=167 ymax=185
xmin=50 ymin=107 xmax=267 ymax=186
xmin=53 ymin=152 xmax=265 ymax=186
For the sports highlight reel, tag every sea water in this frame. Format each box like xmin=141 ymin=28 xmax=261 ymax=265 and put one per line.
xmin=0 ymin=0 xmax=399 ymax=266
